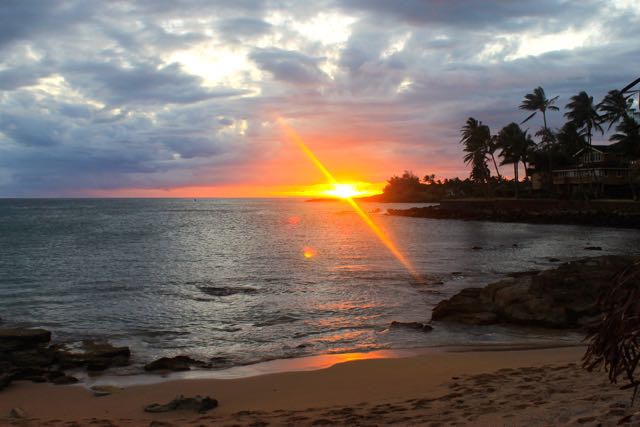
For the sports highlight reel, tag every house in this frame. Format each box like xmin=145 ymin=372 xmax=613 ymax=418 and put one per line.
xmin=551 ymin=144 xmax=632 ymax=197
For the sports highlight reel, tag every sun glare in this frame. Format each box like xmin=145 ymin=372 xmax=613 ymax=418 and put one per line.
xmin=325 ymin=183 xmax=361 ymax=199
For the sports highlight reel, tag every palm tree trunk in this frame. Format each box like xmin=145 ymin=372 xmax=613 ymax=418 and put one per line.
xmin=513 ymin=163 xmax=519 ymax=199
xmin=490 ymin=154 xmax=501 ymax=179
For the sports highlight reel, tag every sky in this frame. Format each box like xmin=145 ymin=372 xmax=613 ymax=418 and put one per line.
xmin=0 ymin=0 xmax=639 ymax=197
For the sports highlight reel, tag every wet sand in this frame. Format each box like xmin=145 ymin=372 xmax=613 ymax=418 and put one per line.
xmin=1 ymin=346 xmax=638 ymax=426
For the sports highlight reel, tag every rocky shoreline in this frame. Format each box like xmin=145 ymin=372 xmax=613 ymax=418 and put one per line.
xmin=388 ymin=199 xmax=640 ymax=228
xmin=0 ymin=327 xmax=223 ymax=393
xmin=431 ymin=255 xmax=639 ymax=328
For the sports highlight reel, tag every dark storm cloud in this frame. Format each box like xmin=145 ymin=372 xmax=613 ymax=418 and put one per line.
xmin=62 ymin=61 xmax=249 ymax=106
xmin=249 ymin=48 xmax=328 ymax=85
xmin=218 ymin=18 xmax=273 ymax=43
xmin=0 ymin=0 xmax=95 ymax=50
xmin=336 ymin=0 xmax=602 ymax=31
xmin=0 ymin=66 xmax=49 ymax=90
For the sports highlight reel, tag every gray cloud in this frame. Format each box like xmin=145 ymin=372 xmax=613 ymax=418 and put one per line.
xmin=249 ymin=48 xmax=329 ymax=86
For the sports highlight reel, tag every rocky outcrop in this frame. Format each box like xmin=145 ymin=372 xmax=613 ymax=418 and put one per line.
xmin=0 ymin=327 xmax=129 ymax=391
xmin=432 ymin=256 xmax=638 ymax=328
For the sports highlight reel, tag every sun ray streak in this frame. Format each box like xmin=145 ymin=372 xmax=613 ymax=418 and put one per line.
xmin=277 ymin=118 xmax=422 ymax=282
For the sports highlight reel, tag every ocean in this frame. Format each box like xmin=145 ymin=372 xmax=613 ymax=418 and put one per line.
xmin=1 ymin=198 xmax=639 ymax=371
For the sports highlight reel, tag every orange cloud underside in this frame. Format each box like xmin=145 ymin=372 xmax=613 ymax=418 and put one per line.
xmin=86 ymin=127 xmax=452 ymax=197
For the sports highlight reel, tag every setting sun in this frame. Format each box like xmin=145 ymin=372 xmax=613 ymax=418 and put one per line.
xmin=324 ymin=183 xmax=363 ymax=199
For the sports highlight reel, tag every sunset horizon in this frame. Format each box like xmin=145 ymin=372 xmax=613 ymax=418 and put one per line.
xmin=2 ymin=2 xmax=640 ymax=426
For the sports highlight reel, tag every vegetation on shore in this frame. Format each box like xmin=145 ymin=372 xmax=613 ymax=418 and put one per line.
xmin=369 ymin=80 xmax=640 ymax=203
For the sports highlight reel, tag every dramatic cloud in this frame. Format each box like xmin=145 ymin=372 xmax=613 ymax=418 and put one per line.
xmin=0 ymin=0 xmax=639 ymax=196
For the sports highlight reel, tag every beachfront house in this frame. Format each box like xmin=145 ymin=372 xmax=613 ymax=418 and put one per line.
xmin=551 ymin=144 xmax=633 ymax=198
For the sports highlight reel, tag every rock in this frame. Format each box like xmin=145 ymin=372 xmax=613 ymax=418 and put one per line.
xmin=8 ymin=407 xmax=27 ymax=419
xmin=548 ymin=257 xmax=561 ymax=262
xmin=10 ymin=348 xmax=55 ymax=367
xmin=50 ymin=374 xmax=78 ymax=385
xmin=432 ymin=256 xmax=638 ymax=328
xmin=0 ymin=373 xmax=12 ymax=390
xmin=199 ymin=286 xmax=258 ymax=297
xmin=0 ymin=328 xmax=51 ymax=352
xmin=144 ymin=395 xmax=218 ymax=414
xmin=9 ymin=366 xmax=48 ymax=381
xmin=471 ymin=246 xmax=483 ymax=250
xmin=389 ymin=321 xmax=433 ymax=332
xmin=54 ymin=341 xmax=130 ymax=371
xmin=584 ymin=246 xmax=602 ymax=251
xmin=91 ymin=385 xmax=123 ymax=397
xmin=144 ymin=355 xmax=206 ymax=372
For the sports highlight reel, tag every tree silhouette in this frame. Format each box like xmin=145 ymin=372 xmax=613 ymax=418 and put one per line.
xmin=611 ymin=116 xmax=640 ymax=158
xmin=497 ymin=123 xmax=535 ymax=198
xmin=584 ymin=259 xmax=640 ymax=401
xmin=564 ymin=91 xmax=603 ymax=148
xmin=598 ymin=89 xmax=635 ymax=131
xmin=520 ymin=86 xmax=559 ymax=131
xmin=460 ymin=117 xmax=492 ymax=185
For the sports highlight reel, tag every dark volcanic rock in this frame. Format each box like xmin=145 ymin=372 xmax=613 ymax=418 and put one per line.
xmin=431 ymin=256 xmax=638 ymax=328
xmin=10 ymin=348 xmax=55 ymax=367
xmin=49 ymin=374 xmax=78 ymax=385
xmin=54 ymin=341 xmax=130 ymax=371
xmin=389 ymin=321 xmax=434 ymax=332
xmin=0 ymin=328 xmax=51 ymax=352
xmin=0 ymin=374 xmax=11 ymax=390
xmin=144 ymin=395 xmax=218 ymax=413
xmin=144 ymin=355 xmax=207 ymax=372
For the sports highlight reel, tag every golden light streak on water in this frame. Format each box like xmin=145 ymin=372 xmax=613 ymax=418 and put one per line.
xmin=277 ymin=118 xmax=422 ymax=282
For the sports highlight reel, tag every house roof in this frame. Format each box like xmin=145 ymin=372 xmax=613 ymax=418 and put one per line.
xmin=574 ymin=144 xmax=622 ymax=157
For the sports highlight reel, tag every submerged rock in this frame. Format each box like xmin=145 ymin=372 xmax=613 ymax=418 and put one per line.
xmin=198 ymin=286 xmax=258 ymax=297
xmin=389 ymin=321 xmax=434 ymax=332
xmin=144 ymin=395 xmax=218 ymax=414
xmin=144 ymin=355 xmax=206 ymax=372
xmin=432 ymin=255 xmax=638 ymax=328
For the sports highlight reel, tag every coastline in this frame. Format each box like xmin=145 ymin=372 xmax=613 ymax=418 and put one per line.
xmin=388 ymin=199 xmax=640 ymax=229
xmin=4 ymin=344 xmax=630 ymax=426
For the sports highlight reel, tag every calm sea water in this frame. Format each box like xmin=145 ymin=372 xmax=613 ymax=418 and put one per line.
xmin=1 ymin=198 xmax=639 ymax=370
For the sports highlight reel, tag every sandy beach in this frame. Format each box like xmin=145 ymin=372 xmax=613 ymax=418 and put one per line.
xmin=1 ymin=345 xmax=638 ymax=426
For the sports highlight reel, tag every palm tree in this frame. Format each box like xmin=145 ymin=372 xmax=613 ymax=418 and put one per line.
xmin=556 ymin=121 xmax=587 ymax=161
xmin=460 ymin=117 xmax=491 ymax=193
xmin=521 ymin=87 xmax=559 ymax=192
xmin=564 ymin=91 xmax=603 ymax=148
xmin=487 ymin=135 xmax=502 ymax=179
xmin=460 ymin=118 xmax=490 ymax=175
xmin=610 ymin=116 xmax=640 ymax=158
xmin=597 ymin=89 xmax=635 ymax=131
xmin=497 ymin=123 xmax=535 ymax=198
xmin=565 ymin=91 xmax=604 ymax=198
xmin=520 ymin=86 xmax=559 ymax=131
